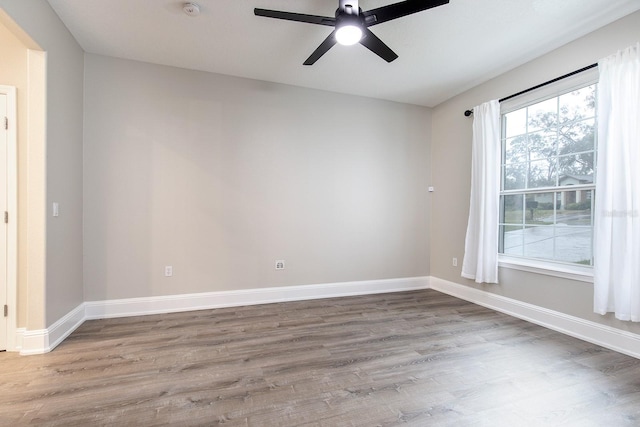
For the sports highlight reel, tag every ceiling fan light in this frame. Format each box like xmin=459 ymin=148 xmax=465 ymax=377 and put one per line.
xmin=335 ymin=25 xmax=362 ymax=46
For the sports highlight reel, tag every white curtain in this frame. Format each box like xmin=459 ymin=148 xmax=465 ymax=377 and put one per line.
xmin=461 ymin=100 xmax=501 ymax=284
xmin=594 ymin=42 xmax=640 ymax=321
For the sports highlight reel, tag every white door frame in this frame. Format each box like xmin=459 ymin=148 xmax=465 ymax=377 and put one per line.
xmin=0 ymin=85 xmax=17 ymax=351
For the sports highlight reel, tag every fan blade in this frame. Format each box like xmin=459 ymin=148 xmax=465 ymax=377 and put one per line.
xmin=359 ymin=28 xmax=398 ymax=62
xmin=254 ymin=8 xmax=335 ymax=26
xmin=303 ymin=31 xmax=338 ymax=65
xmin=362 ymin=0 xmax=449 ymax=26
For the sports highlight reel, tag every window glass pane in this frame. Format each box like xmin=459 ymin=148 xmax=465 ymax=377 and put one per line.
xmin=502 ymin=194 xmax=524 ymax=224
xmin=527 ymin=131 xmax=557 ymax=161
xmin=558 ymin=153 xmax=594 ymax=183
xmin=503 ymin=163 xmax=526 ymax=190
xmin=525 ymin=192 xmax=555 ymax=225
xmin=558 ymin=118 xmax=595 ymax=154
xmin=522 ymin=225 xmax=554 ymax=259
xmin=504 ymin=108 xmax=527 ymax=138
xmin=528 ymin=98 xmax=557 ymax=132
xmin=504 ymin=136 xmax=528 ymax=164
xmin=559 ymin=85 xmax=596 ymax=123
xmin=502 ymin=225 xmax=524 ymax=257
xmin=550 ymin=226 xmax=593 ymax=265
xmin=527 ymin=158 xmax=557 ymax=188
xmin=558 ymin=189 xmax=592 ymax=222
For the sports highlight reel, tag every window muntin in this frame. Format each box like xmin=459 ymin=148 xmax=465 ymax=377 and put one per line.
xmin=499 ymin=83 xmax=596 ymax=266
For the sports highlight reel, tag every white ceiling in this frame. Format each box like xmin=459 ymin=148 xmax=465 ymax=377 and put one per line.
xmin=47 ymin=0 xmax=640 ymax=107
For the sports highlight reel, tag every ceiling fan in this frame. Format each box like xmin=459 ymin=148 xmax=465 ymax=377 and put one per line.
xmin=254 ymin=0 xmax=449 ymax=65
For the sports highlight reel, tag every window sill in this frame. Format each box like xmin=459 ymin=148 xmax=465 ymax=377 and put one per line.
xmin=498 ymin=255 xmax=593 ymax=283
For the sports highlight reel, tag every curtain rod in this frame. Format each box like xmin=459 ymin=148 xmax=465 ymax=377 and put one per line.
xmin=463 ymin=62 xmax=598 ymax=117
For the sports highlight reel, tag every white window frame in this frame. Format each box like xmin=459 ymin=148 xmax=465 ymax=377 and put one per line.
xmin=498 ymin=68 xmax=599 ymax=282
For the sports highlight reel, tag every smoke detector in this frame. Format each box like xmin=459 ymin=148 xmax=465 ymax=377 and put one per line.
xmin=183 ymin=2 xmax=200 ymax=16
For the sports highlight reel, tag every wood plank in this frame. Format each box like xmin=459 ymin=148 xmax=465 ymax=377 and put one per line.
xmin=1 ymin=289 xmax=639 ymax=425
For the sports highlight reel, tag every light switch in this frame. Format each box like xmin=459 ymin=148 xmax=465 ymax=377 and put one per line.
xmin=52 ymin=202 xmax=59 ymax=217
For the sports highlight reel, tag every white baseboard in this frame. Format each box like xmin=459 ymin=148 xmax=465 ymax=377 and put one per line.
xmin=19 ymin=276 xmax=640 ymax=359
xmin=18 ymin=303 xmax=86 ymax=355
xmin=14 ymin=327 xmax=25 ymax=351
xmin=19 ymin=328 xmax=48 ymax=355
xmin=16 ymin=276 xmax=430 ymax=354
xmin=85 ymin=276 xmax=431 ymax=320
xmin=429 ymin=276 xmax=640 ymax=359
xmin=48 ymin=303 xmax=86 ymax=350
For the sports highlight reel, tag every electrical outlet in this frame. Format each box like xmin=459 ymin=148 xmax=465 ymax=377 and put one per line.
xmin=452 ymin=257 xmax=458 ymax=267
xmin=275 ymin=260 xmax=285 ymax=270
xmin=164 ymin=265 xmax=173 ymax=277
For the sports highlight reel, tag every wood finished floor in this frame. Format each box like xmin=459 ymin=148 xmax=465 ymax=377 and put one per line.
xmin=1 ymin=290 xmax=640 ymax=426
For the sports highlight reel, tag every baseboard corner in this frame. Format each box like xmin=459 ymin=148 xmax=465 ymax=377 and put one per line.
xmin=18 ymin=303 xmax=86 ymax=355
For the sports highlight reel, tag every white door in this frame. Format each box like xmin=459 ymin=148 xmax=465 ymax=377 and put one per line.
xmin=0 ymin=93 xmax=7 ymax=351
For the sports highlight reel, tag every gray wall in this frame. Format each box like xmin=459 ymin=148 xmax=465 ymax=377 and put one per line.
xmin=0 ymin=0 xmax=84 ymax=328
xmin=431 ymin=11 xmax=640 ymax=335
xmin=83 ymin=54 xmax=431 ymax=300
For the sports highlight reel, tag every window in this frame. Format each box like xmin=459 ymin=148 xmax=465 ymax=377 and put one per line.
xmin=499 ymin=80 xmax=597 ymax=267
